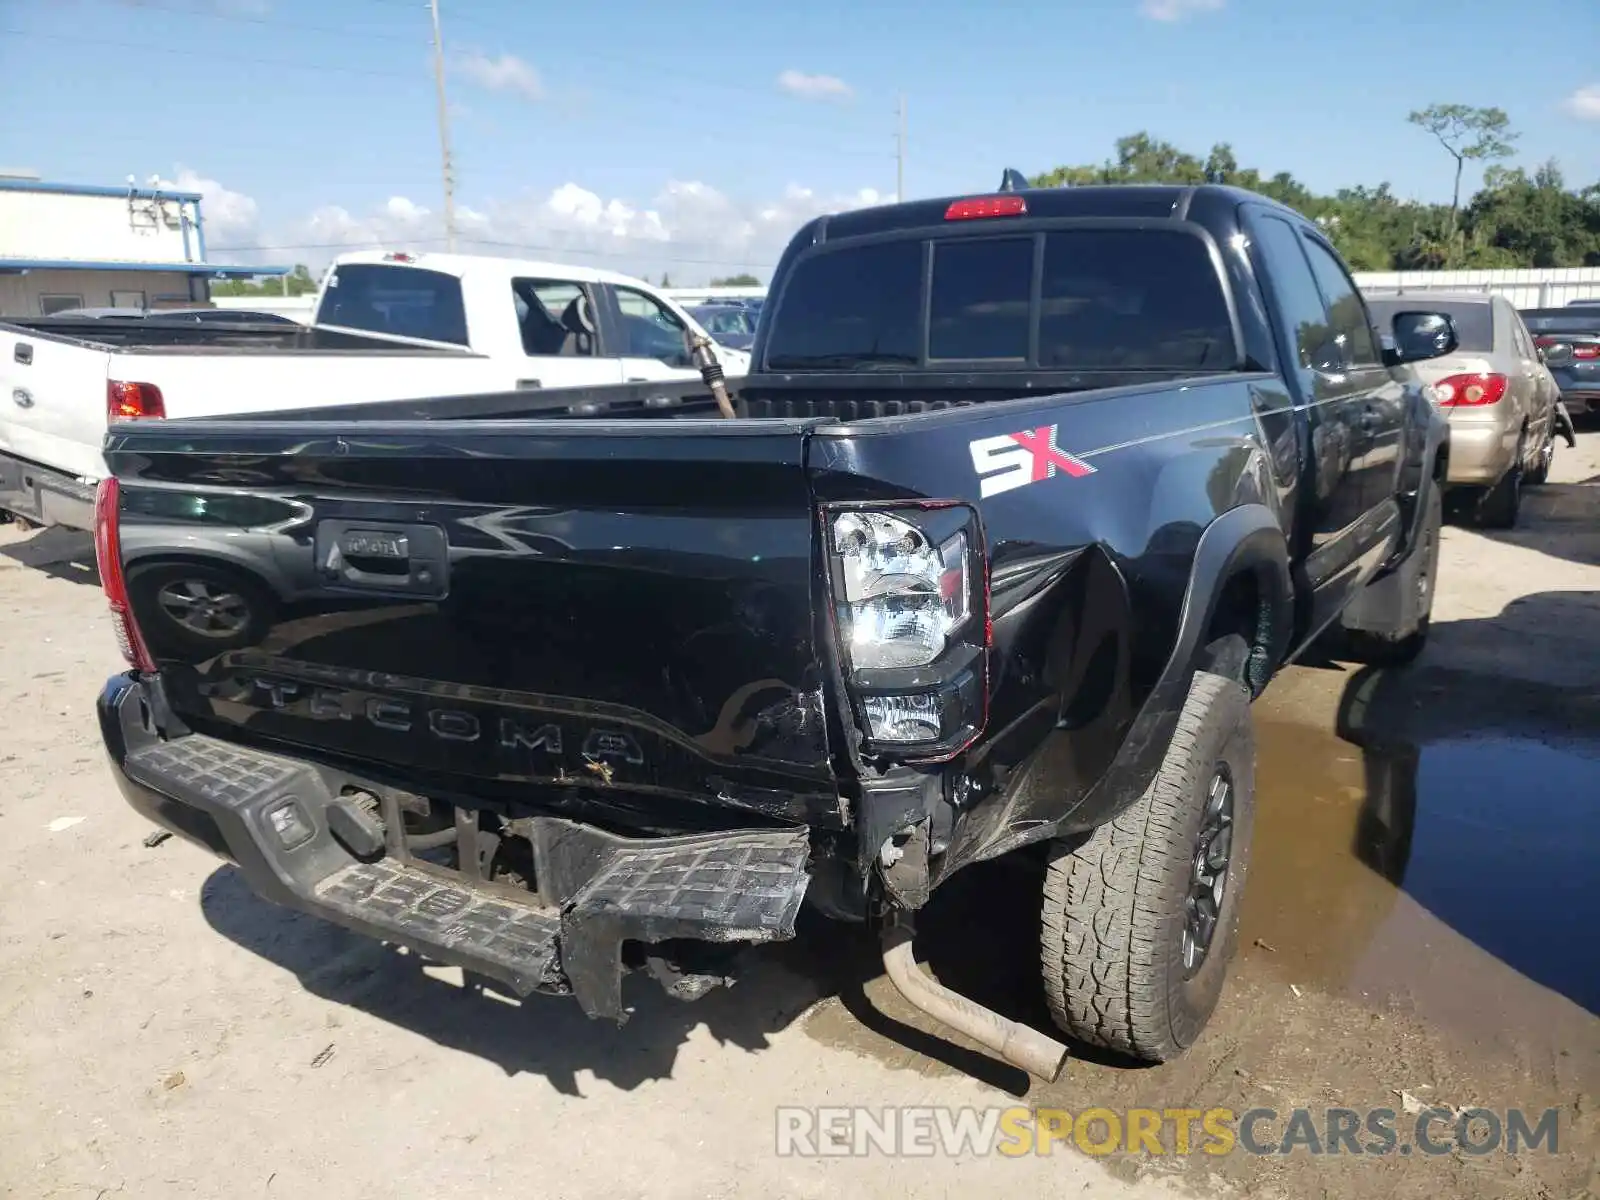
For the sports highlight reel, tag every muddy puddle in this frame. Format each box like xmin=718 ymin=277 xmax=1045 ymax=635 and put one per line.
xmin=798 ymin=663 xmax=1600 ymax=1199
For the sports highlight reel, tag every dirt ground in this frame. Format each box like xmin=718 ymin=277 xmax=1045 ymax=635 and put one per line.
xmin=2 ymin=436 xmax=1598 ymax=1200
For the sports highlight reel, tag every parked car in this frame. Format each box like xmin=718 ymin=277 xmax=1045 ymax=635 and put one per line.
xmin=0 ymin=252 xmax=750 ymax=531
xmin=1519 ymin=306 xmax=1600 ymax=417
xmin=94 ymin=180 xmax=1453 ymax=1080
xmin=688 ymin=303 xmax=756 ymax=349
xmin=1364 ymin=292 xmax=1558 ymax=527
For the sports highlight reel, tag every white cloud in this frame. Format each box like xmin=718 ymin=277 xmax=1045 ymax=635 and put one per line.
xmin=198 ymin=173 xmax=885 ymax=284
xmin=1562 ymin=84 xmax=1600 ymax=120
xmin=453 ymin=51 xmax=543 ymax=101
xmin=777 ymin=69 xmax=853 ymax=101
xmin=1139 ymin=0 xmax=1223 ymax=20
xmin=159 ymin=168 xmax=259 ymax=244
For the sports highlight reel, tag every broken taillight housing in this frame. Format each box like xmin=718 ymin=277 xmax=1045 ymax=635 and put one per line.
xmin=826 ymin=505 xmax=988 ymax=758
xmin=93 ymin=478 xmax=156 ymax=672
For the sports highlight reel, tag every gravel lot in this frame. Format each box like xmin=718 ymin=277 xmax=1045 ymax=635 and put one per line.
xmin=2 ymin=437 xmax=1597 ymax=1200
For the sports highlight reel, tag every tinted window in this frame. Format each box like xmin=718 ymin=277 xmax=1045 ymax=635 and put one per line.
xmin=1366 ymin=298 xmax=1494 ymax=353
xmin=613 ymin=286 xmax=689 ymax=365
xmin=317 ymin=265 xmax=468 ymax=346
xmin=1300 ymin=238 xmax=1378 ymax=365
xmin=1519 ymin=309 xmax=1600 ymax=336
xmin=764 ymin=240 xmax=921 ymax=370
xmin=1038 ymin=230 xmax=1233 ymax=370
xmin=1249 ymin=217 xmax=1335 ymax=371
xmin=930 ymin=238 xmax=1031 ymax=360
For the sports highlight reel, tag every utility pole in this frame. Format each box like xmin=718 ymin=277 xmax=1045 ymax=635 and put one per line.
xmin=428 ymin=0 xmax=458 ymax=252
xmin=896 ymin=93 xmax=906 ymax=203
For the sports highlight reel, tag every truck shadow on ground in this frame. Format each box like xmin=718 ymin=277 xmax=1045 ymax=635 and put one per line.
xmin=0 ymin=523 xmax=98 ymax=584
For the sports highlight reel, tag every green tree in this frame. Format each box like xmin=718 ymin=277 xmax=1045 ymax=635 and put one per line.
xmin=1406 ymin=104 xmax=1519 ymax=239
xmin=710 ymin=273 xmax=760 ymax=286
xmin=1026 ymin=122 xmax=1597 ymax=272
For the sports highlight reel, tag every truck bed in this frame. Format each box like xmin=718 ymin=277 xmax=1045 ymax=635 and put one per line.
xmin=2 ymin=317 xmax=474 ymax=355
xmin=233 ymin=367 xmax=1227 ymax=424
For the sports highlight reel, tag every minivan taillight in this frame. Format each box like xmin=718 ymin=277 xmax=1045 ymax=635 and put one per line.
xmin=107 ymin=380 xmax=165 ymax=421
xmin=93 ymin=478 xmax=155 ymax=672
xmin=824 ymin=504 xmax=989 ymax=761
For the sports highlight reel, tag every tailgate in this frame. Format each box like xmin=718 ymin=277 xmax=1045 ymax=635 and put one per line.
xmin=104 ymin=419 xmax=838 ymax=823
xmin=0 ymin=329 xmax=111 ymax=479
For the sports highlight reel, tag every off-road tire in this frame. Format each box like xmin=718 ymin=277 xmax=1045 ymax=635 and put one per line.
xmin=1040 ymin=669 xmax=1255 ymax=1062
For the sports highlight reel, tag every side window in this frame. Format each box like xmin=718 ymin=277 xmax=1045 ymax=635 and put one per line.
xmin=614 ymin=286 xmax=689 ymax=365
xmin=1300 ymin=237 xmax=1379 ymax=366
xmin=1249 ymin=216 xmax=1335 ymax=373
xmin=512 ymin=278 xmax=594 ymax=357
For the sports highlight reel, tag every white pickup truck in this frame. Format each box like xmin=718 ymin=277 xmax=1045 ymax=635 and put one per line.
xmin=0 ymin=251 xmax=751 ymax=531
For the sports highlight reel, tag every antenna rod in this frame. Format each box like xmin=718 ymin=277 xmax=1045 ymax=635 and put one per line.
xmin=428 ymin=0 xmax=457 ymax=252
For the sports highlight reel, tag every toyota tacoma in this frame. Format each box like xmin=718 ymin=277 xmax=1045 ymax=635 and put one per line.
xmin=93 ymin=178 xmax=1457 ymax=1080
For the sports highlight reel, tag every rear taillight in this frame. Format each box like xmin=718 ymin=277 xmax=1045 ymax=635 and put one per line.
xmin=1432 ymin=372 xmax=1508 ymax=407
xmin=93 ymin=478 xmax=155 ymax=672
xmin=945 ymin=195 xmax=1027 ymax=221
xmin=107 ymin=380 xmax=165 ymax=421
xmin=1573 ymin=344 xmax=1600 ymax=360
xmin=825 ymin=505 xmax=989 ymax=760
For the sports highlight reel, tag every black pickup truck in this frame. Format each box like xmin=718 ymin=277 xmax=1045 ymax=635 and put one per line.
xmin=92 ymin=181 xmax=1459 ymax=1080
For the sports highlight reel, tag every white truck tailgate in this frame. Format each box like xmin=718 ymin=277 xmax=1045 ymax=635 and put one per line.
xmin=1 ymin=333 xmax=112 ymax=481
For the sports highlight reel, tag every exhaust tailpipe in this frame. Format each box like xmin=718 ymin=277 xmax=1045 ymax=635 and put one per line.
xmin=880 ymin=919 xmax=1069 ymax=1083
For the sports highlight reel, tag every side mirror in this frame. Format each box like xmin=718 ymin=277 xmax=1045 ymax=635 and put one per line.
xmin=1387 ymin=311 xmax=1458 ymax=365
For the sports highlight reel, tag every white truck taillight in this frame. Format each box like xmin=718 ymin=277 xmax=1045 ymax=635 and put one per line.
xmin=93 ymin=478 xmax=156 ymax=672
xmin=826 ymin=506 xmax=988 ymax=757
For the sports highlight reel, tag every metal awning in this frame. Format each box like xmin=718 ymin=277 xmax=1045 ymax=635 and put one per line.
xmin=0 ymin=259 xmax=291 ymax=277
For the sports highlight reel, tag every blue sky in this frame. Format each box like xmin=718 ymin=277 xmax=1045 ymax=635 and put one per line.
xmin=1 ymin=0 xmax=1597 ymax=279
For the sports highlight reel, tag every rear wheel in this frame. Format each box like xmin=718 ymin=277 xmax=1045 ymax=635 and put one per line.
xmin=1525 ymin=427 xmax=1555 ymax=486
xmin=1039 ymin=670 xmax=1254 ymax=1062
xmin=1476 ymin=437 xmax=1524 ymax=529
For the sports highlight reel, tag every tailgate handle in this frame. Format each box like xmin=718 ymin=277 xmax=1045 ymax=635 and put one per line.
xmin=13 ymin=343 xmax=31 ymax=365
xmin=314 ymin=522 xmax=449 ymax=597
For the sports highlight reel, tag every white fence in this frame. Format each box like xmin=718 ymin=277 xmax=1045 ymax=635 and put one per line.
xmin=1352 ymin=267 xmax=1600 ymax=309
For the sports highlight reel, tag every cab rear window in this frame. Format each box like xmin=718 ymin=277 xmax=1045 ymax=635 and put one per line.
xmin=764 ymin=228 xmax=1236 ymax=372
xmin=316 ymin=264 xmax=469 ymax=346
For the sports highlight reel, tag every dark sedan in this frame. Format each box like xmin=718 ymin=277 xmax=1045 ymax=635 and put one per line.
xmin=1520 ymin=307 xmax=1600 ymax=415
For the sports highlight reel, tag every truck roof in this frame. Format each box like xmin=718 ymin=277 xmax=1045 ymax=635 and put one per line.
xmin=806 ymin=183 xmax=1305 ymax=245
xmin=328 ymin=249 xmax=672 ymax=290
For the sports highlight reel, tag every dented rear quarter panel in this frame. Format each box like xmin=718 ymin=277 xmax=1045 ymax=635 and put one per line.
xmin=810 ymin=371 xmax=1296 ymax=873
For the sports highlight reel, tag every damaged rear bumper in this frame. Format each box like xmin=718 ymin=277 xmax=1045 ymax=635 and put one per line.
xmin=97 ymin=673 xmax=811 ymax=1020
